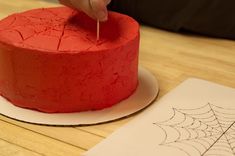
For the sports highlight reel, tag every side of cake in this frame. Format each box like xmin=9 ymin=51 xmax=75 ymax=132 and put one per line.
xmin=0 ymin=7 xmax=140 ymax=113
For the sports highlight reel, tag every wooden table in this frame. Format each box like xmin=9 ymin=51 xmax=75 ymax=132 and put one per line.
xmin=0 ymin=0 xmax=235 ymax=155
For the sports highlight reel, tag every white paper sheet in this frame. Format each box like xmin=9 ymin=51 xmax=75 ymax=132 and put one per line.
xmin=83 ymin=78 xmax=235 ymax=156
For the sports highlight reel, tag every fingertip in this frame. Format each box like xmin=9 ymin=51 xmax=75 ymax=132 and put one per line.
xmin=104 ymin=0 xmax=111 ymax=5
xmin=97 ymin=10 xmax=108 ymax=21
xmin=62 ymin=0 xmax=108 ymax=21
xmin=90 ymin=0 xmax=109 ymax=21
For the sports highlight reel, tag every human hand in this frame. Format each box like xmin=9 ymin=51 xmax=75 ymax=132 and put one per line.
xmin=59 ymin=0 xmax=111 ymax=21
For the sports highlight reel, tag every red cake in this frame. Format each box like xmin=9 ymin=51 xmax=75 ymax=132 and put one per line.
xmin=0 ymin=7 xmax=139 ymax=113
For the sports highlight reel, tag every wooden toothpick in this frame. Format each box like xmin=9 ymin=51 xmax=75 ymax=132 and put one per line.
xmin=97 ymin=19 xmax=100 ymax=42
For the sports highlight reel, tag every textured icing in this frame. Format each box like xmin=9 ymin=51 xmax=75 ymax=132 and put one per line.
xmin=0 ymin=7 xmax=139 ymax=113
xmin=0 ymin=7 xmax=137 ymax=52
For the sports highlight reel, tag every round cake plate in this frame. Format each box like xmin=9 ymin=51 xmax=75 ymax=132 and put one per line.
xmin=0 ymin=67 xmax=159 ymax=126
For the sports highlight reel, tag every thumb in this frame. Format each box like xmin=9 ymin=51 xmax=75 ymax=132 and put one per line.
xmin=59 ymin=0 xmax=110 ymax=21
xmin=89 ymin=0 xmax=110 ymax=21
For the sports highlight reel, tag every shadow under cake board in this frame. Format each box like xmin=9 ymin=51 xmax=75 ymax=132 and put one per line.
xmin=0 ymin=67 xmax=159 ymax=126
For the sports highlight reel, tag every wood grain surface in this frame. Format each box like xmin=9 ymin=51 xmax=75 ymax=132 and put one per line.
xmin=0 ymin=0 xmax=235 ymax=155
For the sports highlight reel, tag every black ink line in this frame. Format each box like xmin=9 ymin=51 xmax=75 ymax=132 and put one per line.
xmin=201 ymin=104 xmax=235 ymax=155
xmin=201 ymin=122 xmax=235 ymax=155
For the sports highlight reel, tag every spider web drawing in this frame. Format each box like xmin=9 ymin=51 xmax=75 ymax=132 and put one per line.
xmin=153 ymin=103 xmax=235 ymax=156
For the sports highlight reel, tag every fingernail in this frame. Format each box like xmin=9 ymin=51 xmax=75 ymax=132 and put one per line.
xmin=97 ymin=10 xmax=107 ymax=21
xmin=106 ymin=0 xmax=111 ymax=4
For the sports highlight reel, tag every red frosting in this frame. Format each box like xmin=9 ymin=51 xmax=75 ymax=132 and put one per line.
xmin=0 ymin=7 xmax=139 ymax=113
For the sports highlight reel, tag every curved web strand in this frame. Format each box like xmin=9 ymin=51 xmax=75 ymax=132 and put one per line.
xmin=154 ymin=103 xmax=235 ymax=156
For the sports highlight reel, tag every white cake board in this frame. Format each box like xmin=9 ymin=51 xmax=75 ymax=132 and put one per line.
xmin=0 ymin=67 xmax=159 ymax=126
